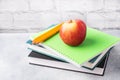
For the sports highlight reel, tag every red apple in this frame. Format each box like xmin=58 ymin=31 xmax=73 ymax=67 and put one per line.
xmin=59 ymin=19 xmax=86 ymax=46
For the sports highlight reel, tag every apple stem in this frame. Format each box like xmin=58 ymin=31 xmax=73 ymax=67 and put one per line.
xmin=67 ymin=20 xmax=72 ymax=23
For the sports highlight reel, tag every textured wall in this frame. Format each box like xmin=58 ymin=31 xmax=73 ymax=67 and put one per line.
xmin=0 ymin=0 xmax=120 ymax=32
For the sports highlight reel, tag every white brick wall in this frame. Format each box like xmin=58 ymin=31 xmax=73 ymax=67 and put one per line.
xmin=29 ymin=0 xmax=54 ymax=11
xmin=0 ymin=0 xmax=120 ymax=32
xmin=86 ymin=12 xmax=105 ymax=29
xmin=104 ymin=11 xmax=120 ymax=28
xmin=105 ymin=0 xmax=120 ymax=10
xmin=60 ymin=11 xmax=86 ymax=22
xmin=55 ymin=0 xmax=104 ymax=12
xmin=0 ymin=13 xmax=13 ymax=28
xmin=0 ymin=0 xmax=29 ymax=12
xmin=14 ymin=12 xmax=43 ymax=29
xmin=13 ymin=11 xmax=61 ymax=32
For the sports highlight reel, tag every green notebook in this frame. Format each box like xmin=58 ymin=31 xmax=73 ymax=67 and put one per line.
xmin=31 ymin=26 xmax=120 ymax=67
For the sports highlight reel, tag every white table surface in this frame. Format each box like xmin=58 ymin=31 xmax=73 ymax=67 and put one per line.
xmin=0 ymin=30 xmax=120 ymax=80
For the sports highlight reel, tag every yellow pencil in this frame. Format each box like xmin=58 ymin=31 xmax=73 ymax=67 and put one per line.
xmin=32 ymin=23 xmax=63 ymax=44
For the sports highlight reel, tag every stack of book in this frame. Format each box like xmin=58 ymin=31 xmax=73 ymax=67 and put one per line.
xmin=27 ymin=24 xmax=120 ymax=76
